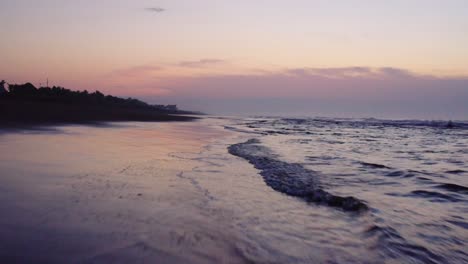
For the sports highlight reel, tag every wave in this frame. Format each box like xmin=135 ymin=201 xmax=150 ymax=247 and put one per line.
xmin=447 ymin=220 xmax=468 ymax=230
xmin=365 ymin=225 xmax=445 ymax=264
xmin=244 ymin=117 xmax=468 ymax=133
xmin=359 ymin=161 xmax=391 ymax=169
xmin=228 ymin=139 xmax=368 ymax=212
xmin=410 ymin=190 xmax=461 ymax=202
xmin=446 ymin=169 xmax=466 ymax=174
xmin=223 ymin=125 xmax=266 ymax=135
xmin=435 ymin=183 xmax=468 ymax=194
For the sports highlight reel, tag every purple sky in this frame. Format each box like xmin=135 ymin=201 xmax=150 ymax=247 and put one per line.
xmin=1 ymin=0 xmax=467 ymax=119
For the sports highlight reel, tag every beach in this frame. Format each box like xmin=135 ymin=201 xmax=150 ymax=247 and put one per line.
xmin=0 ymin=119 xmax=248 ymax=263
xmin=0 ymin=117 xmax=467 ymax=263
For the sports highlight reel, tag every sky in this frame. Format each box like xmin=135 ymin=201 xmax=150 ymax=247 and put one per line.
xmin=1 ymin=0 xmax=467 ymax=119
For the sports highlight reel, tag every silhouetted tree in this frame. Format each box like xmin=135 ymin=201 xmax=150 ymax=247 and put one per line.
xmin=8 ymin=83 xmax=37 ymax=96
xmin=1 ymin=81 xmax=179 ymax=112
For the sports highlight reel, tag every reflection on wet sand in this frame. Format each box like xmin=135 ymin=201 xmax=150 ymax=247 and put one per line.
xmin=3 ymin=117 xmax=465 ymax=263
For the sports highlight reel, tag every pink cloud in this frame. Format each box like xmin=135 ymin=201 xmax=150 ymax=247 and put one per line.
xmin=109 ymin=65 xmax=163 ymax=77
xmin=177 ymin=59 xmax=226 ymax=68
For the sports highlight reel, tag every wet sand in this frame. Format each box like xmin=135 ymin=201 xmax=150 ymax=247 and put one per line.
xmin=0 ymin=118 xmax=384 ymax=263
xmin=0 ymin=120 xmax=248 ymax=263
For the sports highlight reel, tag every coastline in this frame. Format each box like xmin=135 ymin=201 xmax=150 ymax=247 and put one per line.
xmin=0 ymin=118 xmax=375 ymax=263
xmin=1 ymin=116 xmax=466 ymax=263
xmin=0 ymin=82 xmax=200 ymax=129
xmin=0 ymin=119 xmax=241 ymax=263
xmin=0 ymin=101 xmax=198 ymax=129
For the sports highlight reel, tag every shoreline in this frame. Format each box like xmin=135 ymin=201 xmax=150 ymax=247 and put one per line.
xmin=1 ymin=116 xmax=465 ymax=263
xmin=0 ymin=119 xmax=242 ymax=263
xmin=0 ymin=102 xmax=199 ymax=130
xmin=0 ymin=82 xmax=201 ymax=129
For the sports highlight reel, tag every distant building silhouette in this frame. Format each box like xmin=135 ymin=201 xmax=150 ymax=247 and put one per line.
xmin=0 ymin=80 xmax=7 ymax=94
xmin=153 ymin=104 xmax=178 ymax=111
xmin=166 ymin=105 xmax=177 ymax=111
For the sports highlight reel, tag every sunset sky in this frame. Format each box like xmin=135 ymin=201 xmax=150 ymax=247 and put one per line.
xmin=1 ymin=0 xmax=467 ymax=119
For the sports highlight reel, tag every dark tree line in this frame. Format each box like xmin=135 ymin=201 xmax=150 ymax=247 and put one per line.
xmin=0 ymin=81 xmax=178 ymax=112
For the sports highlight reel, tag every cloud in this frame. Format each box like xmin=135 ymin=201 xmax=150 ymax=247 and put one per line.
xmin=106 ymin=65 xmax=468 ymax=100
xmin=285 ymin=67 xmax=413 ymax=79
xmin=178 ymin=59 xmax=226 ymax=68
xmin=145 ymin=7 xmax=165 ymax=13
xmin=109 ymin=65 xmax=163 ymax=77
xmin=94 ymin=65 xmax=468 ymax=118
xmin=149 ymin=68 xmax=468 ymax=118
xmin=153 ymin=66 xmax=468 ymax=104
xmin=378 ymin=67 xmax=412 ymax=77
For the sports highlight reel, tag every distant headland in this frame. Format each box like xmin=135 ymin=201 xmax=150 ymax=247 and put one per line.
xmin=0 ymin=80 xmax=200 ymax=128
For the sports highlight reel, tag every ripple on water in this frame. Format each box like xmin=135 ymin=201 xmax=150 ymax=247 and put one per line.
xmin=434 ymin=183 xmax=468 ymax=194
xmin=228 ymin=117 xmax=468 ymax=263
xmin=408 ymin=190 xmax=462 ymax=202
xmin=364 ymin=225 xmax=445 ymax=264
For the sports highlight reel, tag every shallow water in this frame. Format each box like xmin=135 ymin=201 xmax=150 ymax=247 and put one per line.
xmin=0 ymin=117 xmax=467 ymax=263
xmin=226 ymin=117 xmax=468 ymax=263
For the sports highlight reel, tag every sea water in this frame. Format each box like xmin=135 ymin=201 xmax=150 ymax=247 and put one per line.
xmin=225 ymin=116 xmax=468 ymax=263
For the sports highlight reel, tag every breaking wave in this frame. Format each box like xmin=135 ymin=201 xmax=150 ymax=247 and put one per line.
xmin=228 ymin=139 xmax=368 ymax=212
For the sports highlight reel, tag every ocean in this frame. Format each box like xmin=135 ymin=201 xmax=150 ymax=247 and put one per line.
xmin=0 ymin=116 xmax=467 ymax=263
